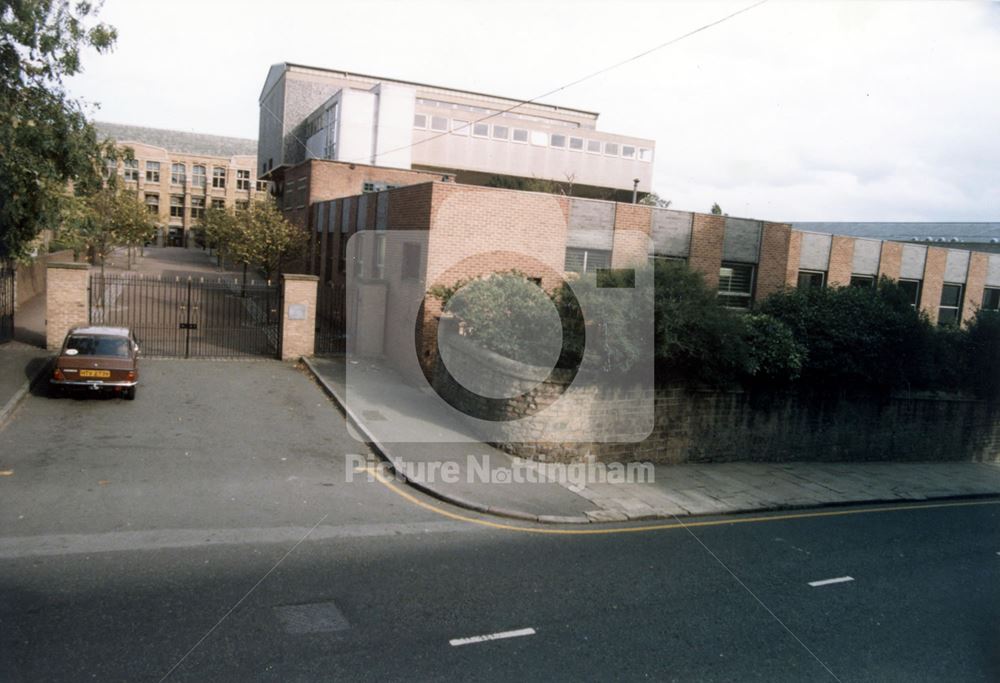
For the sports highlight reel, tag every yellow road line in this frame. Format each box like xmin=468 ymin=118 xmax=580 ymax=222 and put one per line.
xmin=359 ymin=466 xmax=1000 ymax=535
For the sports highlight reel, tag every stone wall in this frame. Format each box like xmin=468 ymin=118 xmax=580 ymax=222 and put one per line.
xmin=16 ymin=250 xmax=74 ymax=306
xmin=433 ymin=332 xmax=1000 ymax=464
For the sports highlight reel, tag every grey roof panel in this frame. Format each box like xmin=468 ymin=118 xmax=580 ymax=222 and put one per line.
xmin=95 ymin=121 xmax=257 ymax=158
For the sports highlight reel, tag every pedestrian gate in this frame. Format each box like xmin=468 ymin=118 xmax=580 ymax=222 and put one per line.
xmin=89 ymin=274 xmax=281 ymax=358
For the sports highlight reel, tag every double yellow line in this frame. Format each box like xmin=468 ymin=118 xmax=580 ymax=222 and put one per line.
xmin=357 ymin=466 xmax=1000 ymax=535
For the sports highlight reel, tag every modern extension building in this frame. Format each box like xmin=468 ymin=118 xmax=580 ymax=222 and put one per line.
xmin=95 ymin=122 xmax=269 ymax=247
xmin=257 ymin=63 xmax=656 ymax=205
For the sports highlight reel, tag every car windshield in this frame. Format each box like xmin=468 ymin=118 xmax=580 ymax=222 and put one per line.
xmin=66 ymin=335 xmax=130 ymax=358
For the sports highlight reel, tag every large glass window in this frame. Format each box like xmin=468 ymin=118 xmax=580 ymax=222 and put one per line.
xmin=898 ymin=279 xmax=922 ymax=308
xmin=472 ymin=123 xmax=489 ymax=137
xmin=797 ymin=270 xmax=826 ymax=290
xmin=211 ymin=198 xmax=225 ymax=210
xmin=237 ymin=169 xmax=251 ymax=190
xmin=492 ymin=125 xmax=508 ymax=140
xmin=192 ymin=165 xmax=206 ymax=188
xmin=511 ymin=128 xmax=528 ymax=143
xmin=190 ymin=196 xmax=206 ymax=221
xmin=550 ymin=134 xmax=566 ymax=148
xmin=170 ymin=163 xmax=186 ymax=186
xmin=169 ymin=195 xmax=184 ymax=219
xmin=123 ymin=159 xmax=139 ymax=182
xmin=144 ymin=193 xmax=159 ymax=215
xmin=212 ymin=167 xmax=226 ymax=188
xmin=413 ymin=113 xmax=427 ymax=129
xmin=850 ymin=275 xmax=876 ymax=289
xmin=938 ymin=284 xmax=963 ymax=326
xmin=564 ymin=247 xmax=611 ymax=274
xmin=983 ymin=287 xmax=1000 ymax=312
xmin=718 ymin=263 xmax=755 ymax=309
xmin=145 ymin=161 xmax=160 ymax=183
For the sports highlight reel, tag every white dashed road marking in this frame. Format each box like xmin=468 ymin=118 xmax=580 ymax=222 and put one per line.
xmin=449 ymin=628 xmax=536 ymax=647
xmin=808 ymin=576 xmax=855 ymax=587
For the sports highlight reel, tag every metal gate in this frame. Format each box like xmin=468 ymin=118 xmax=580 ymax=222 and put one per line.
xmin=0 ymin=263 xmax=13 ymax=344
xmin=89 ymin=274 xmax=281 ymax=358
xmin=314 ymin=281 xmax=346 ymax=355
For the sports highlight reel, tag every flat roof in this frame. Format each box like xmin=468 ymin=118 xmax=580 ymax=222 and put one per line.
xmin=276 ymin=62 xmax=601 ymax=119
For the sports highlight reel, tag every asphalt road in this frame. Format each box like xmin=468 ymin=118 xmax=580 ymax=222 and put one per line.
xmin=1 ymin=360 xmax=999 ymax=681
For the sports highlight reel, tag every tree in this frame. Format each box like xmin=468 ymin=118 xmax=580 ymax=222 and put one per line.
xmin=639 ymin=192 xmax=672 ymax=209
xmin=710 ymin=202 xmax=723 ymax=215
xmin=0 ymin=0 xmax=117 ymax=260
xmin=205 ymin=199 xmax=306 ymax=285
xmin=56 ymin=183 xmax=154 ymax=276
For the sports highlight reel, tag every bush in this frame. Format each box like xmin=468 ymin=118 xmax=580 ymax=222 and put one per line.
xmin=740 ymin=313 xmax=806 ymax=383
xmin=964 ymin=310 xmax=1000 ymax=400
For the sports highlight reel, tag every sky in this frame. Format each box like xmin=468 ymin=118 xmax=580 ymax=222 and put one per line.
xmin=65 ymin=0 xmax=1000 ymax=223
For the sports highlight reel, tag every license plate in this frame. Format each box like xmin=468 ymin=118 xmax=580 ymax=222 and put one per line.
xmin=79 ymin=370 xmax=111 ymax=378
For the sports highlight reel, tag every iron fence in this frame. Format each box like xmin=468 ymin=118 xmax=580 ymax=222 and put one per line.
xmin=315 ymin=281 xmax=346 ymax=355
xmin=0 ymin=263 xmax=13 ymax=344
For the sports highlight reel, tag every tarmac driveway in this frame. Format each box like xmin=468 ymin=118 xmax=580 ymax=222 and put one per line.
xmin=0 ymin=359 xmax=444 ymax=542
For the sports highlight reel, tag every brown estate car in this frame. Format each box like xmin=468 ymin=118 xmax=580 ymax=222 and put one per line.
xmin=51 ymin=326 xmax=140 ymax=400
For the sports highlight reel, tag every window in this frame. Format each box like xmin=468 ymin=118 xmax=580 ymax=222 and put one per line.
xmin=551 ymin=134 xmax=566 ymax=148
xmin=797 ymin=270 xmax=826 ymax=289
xmin=430 ymin=115 xmax=448 ymax=132
xmin=145 ymin=161 xmax=160 ymax=183
xmin=622 ymin=145 xmax=636 ymax=158
xmin=169 ymin=195 xmax=184 ymax=219
xmin=211 ymin=198 xmax=225 ymax=210
xmin=938 ymin=284 xmax=963 ymax=326
xmin=564 ymin=247 xmax=611 ymax=274
xmin=190 ymin=196 xmax=206 ymax=221
xmin=898 ymin=279 xmax=922 ymax=308
xmin=452 ymin=119 xmax=469 ymax=135
xmin=413 ymin=113 xmax=427 ymax=129
xmin=256 ymin=180 xmax=269 ymax=192
xmin=530 ymin=130 xmax=548 ymax=146
xmin=144 ymin=193 xmax=159 ymax=215
xmin=171 ymin=163 xmax=186 ymax=186
xmin=587 ymin=140 xmax=602 ymax=153
xmin=850 ymin=275 xmax=876 ymax=289
xmin=402 ymin=243 xmax=422 ymax=279
xmin=191 ymin=165 xmax=206 ymax=188
xmin=718 ymin=263 xmax=755 ymax=309
xmin=569 ymin=137 xmax=583 ymax=151
xmin=472 ymin=122 xmax=489 ymax=137
xmin=604 ymin=142 xmax=619 ymax=156
xmin=638 ymin=148 xmax=653 ymax=162
xmin=362 ymin=182 xmax=376 ymax=193
xmin=123 ymin=159 xmax=139 ymax=182
xmin=512 ymin=128 xmax=528 ymax=143
xmin=235 ymin=200 xmax=248 ymax=211
xmin=374 ymin=234 xmax=387 ymax=280
xmin=212 ymin=167 xmax=226 ymax=188
xmin=983 ymin=287 xmax=1000 ymax=312
xmin=492 ymin=125 xmax=508 ymax=140
xmin=649 ymin=255 xmax=686 ymax=266
xmin=237 ymin=169 xmax=251 ymax=190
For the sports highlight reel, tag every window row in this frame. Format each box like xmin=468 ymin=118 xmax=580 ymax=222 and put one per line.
xmin=155 ymin=195 xmax=233 ymax=220
xmin=413 ymin=114 xmax=652 ymax=161
xmin=128 ymin=161 xmax=263 ymax=191
xmin=415 ymin=97 xmax=581 ymax=129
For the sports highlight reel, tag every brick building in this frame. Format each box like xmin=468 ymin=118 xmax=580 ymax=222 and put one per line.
xmin=258 ymin=63 xmax=655 ymax=203
xmin=305 ymin=182 xmax=1000 ymax=372
xmin=95 ymin=122 xmax=270 ymax=247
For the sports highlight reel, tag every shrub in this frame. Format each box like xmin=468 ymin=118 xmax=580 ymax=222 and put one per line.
xmin=740 ymin=313 xmax=806 ymax=384
xmin=963 ymin=310 xmax=1000 ymax=400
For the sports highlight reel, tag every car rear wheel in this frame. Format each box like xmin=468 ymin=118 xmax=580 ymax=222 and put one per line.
xmin=123 ymin=387 xmax=136 ymax=401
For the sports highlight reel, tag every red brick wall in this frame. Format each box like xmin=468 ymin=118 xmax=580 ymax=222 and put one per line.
xmin=964 ymin=252 xmax=988 ymax=325
xmin=878 ymin=241 xmax=902 ymax=280
xmin=757 ymin=222 xmax=791 ymax=300
xmin=688 ymin=214 xmax=725 ymax=289
xmin=612 ymin=202 xmax=652 ymax=267
xmin=828 ymin=236 xmax=855 ymax=286
xmin=920 ymin=247 xmax=948 ymax=324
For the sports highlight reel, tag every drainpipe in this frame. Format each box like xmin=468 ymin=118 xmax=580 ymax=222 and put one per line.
xmin=632 ymin=178 xmax=639 ymax=204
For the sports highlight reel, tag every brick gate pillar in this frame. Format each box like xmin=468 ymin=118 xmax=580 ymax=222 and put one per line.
xmin=46 ymin=262 xmax=90 ymax=351
xmin=281 ymin=274 xmax=318 ymax=360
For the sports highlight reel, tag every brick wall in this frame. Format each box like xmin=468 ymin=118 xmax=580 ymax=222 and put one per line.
xmin=827 ymin=236 xmax=855 ymax=286
xmin=785 ymin=230 xmax=802 ymax=286
xmin=757 ymin=223 xmax=791 ymax=299
xmin=280 ymin=274 xmax=318 ymax=360
xmin=610 ymin=202 xmax=652 ymax=268
xmin=688 ymin=214 xmax=725 ymax=288
xmin=963 ymin=251 xmax=988 ymax=325
xmin=878 ymin=241 xmax=903 ymax=280
xmin=45 ymin=263 xmax=89 ymax=350
xmin=920 ymin=247 xmax=948 ymax=324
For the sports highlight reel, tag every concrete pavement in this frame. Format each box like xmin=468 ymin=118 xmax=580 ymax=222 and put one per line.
xmin=305 ymin=354 xmax=1000 ymax=523
xmin=0 ymin=343 xmax=50 ymax=428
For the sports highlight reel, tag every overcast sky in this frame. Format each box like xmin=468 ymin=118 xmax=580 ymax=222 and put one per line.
xmin=66 ymin=0 xmax=1000 ymax=222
